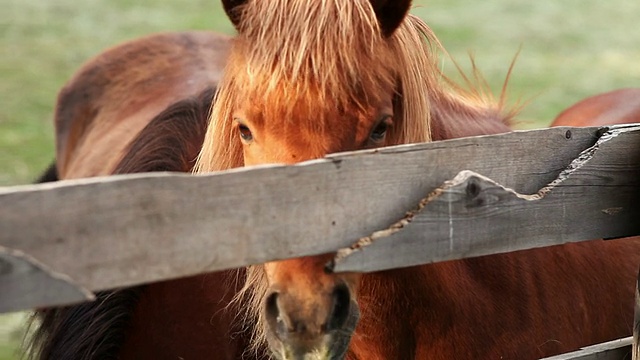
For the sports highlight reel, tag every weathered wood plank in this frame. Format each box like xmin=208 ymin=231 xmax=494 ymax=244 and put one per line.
xmin=539 ymin=337 xmax=632 ymax=360
xmin=0 ymin=248 xmax=94 ymax=313
xmin=1 ymin=125 xmax=639 ymax=312
xmin=331 ymin=124 xmax=640 ymax=272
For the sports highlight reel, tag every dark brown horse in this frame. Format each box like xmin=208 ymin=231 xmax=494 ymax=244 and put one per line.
xmin=26 ymin=1 xmax=640 ymax=359
xmin=28 ymin=31 xmax=258 ymax=360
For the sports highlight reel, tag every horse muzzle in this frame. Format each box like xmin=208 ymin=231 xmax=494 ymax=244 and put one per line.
xmin=264 ymin=294 xmax=360 ymax=360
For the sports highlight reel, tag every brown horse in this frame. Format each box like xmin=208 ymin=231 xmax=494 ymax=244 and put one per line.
xmin=27 ymin=31 xmax=259 ymax=360
xmin=195 ymin=0 xmax=640 ymax=359
xmin=552 ymin=88 xmax=640 ymax=127
xmin=26 ymin=1 xmax=640 ymax=360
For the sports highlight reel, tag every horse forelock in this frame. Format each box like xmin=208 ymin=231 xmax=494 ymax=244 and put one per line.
xmin=234 ymin=0 xmax=394 ymax=109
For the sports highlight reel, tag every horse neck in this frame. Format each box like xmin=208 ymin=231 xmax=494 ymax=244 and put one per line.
xmin=349 ymin=91 xmax=513 ymax=358
xmin=353 ymin=263 xmax=469 ymax=358
xmin=428 ymin=90 xmax=512 ymax=140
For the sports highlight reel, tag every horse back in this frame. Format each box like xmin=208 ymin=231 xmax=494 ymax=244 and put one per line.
xmin=552 ymin=88 xmax=640 ymax=127
xmin=54 ymin=31 xmax=231 ymax=179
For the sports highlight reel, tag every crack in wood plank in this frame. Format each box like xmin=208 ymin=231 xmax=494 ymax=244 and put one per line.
xmin=0 ymin=245 xmax=95 ymax=312
xmin=327 ymin=126 xmax=629 ymax=272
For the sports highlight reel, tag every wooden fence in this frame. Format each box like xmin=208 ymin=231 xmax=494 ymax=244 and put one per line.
xmin=1 ymin=124 xmax=640 ymax=359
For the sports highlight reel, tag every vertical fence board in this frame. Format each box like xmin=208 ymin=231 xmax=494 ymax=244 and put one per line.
xmin=634 ymin=268 xmax=639 ymax=360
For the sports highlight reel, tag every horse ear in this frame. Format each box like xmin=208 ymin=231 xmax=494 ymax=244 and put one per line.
xmin=370 ymin=0 xmax=412 ymax=37
xmin=222 ymin=0 xmax=248 ymax=30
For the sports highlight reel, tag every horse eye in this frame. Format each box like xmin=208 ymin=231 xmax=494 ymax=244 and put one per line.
xmin=238 ymin=124 xmax=253 ymax=142
xmin=369 ymin=118 xmax=390 ymax=142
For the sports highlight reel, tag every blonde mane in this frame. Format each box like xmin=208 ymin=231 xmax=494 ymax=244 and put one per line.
xmin=193 ymin=0 xmax=508 ymax=354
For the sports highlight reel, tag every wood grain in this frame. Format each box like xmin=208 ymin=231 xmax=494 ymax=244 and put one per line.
xmin=332 ymin=124 xmax=640 ymax=272
xmin=1 ymin=124 xmax=639 ymax=312
xmin=0 ymin=249 xmax=94 ymax=313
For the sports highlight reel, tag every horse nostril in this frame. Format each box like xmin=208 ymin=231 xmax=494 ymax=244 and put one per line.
xmin=266 ymin=291 xmax=280 ymax=320
xmin=325 ymin=284 xmax=351 ymax=332
xmin=265 ymin=291 xmax=287 ymax=339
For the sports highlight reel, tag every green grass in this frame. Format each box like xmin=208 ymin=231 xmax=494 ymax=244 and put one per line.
xmin=0 ymin=313 xmax=28 ymax=360
xmin=0 ymin=0 xmax=637 ymax=358
xmin=415 ymin=0 xmax=640 ymax=128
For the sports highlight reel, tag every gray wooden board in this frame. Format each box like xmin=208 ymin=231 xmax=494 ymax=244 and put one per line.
xmin=1 ymin=125 xmax=639 ymax=312
xmin=332 ymin=124 xmax=640 ymax=272
xmin=0 ymin=250 xmax=94 ymax=313
xmin=539 ymin=337 xmax=632 ymax=360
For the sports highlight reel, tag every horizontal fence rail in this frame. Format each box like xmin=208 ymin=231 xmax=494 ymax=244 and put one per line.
xmin=1 ymin=124 xmax=640 ymax=314
xmin=539 ymin=337 xmax=633 ymax=360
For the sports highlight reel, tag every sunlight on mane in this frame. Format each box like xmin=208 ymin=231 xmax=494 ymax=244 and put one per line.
xmin=194 ymin=3 xmax=461 ymax=173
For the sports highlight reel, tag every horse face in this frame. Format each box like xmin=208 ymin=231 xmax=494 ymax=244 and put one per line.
xmin=220 ymin=0 xmax=412 ymax=358
xmin=232 ymin=85 xmax=394 ymax=359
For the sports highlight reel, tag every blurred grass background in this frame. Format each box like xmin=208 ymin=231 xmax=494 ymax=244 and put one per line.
xmin=0 ymin=0 xmax=638 ymax=358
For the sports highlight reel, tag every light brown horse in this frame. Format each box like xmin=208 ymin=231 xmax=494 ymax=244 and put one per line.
xmin=26 ymin=1 xmax=640 ymax=360
xmin=195 ymin=0 xmax=640 ymax=359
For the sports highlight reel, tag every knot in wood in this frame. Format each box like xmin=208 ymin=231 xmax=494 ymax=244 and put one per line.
xmin=466 ymin=178 xmax=481 ymax=198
